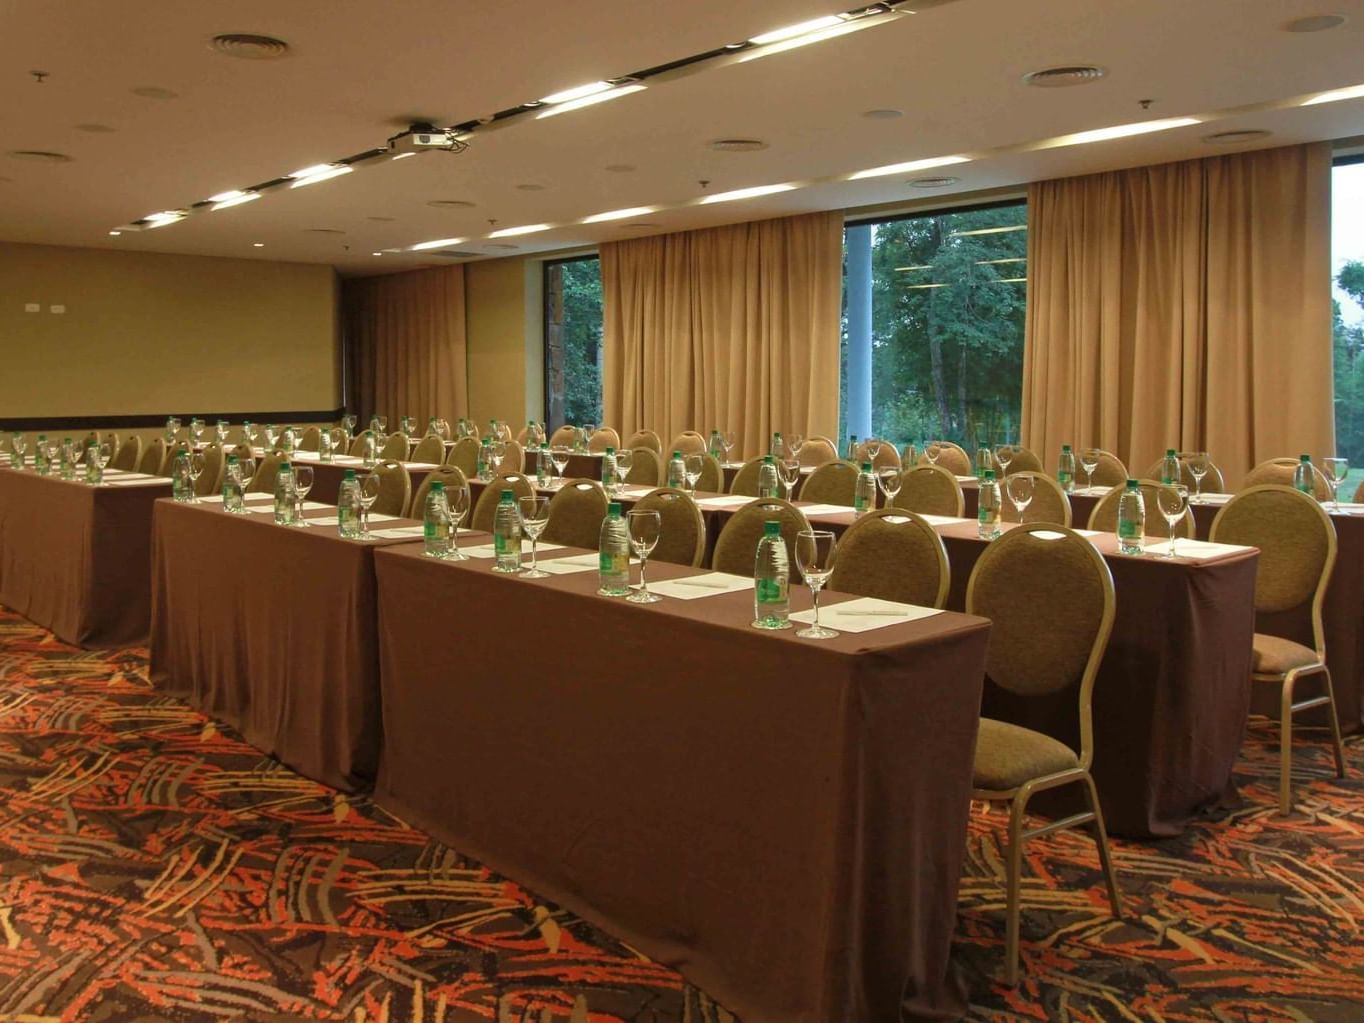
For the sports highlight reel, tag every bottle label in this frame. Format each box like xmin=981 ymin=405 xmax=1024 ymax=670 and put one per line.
xmin=599 ymin=550 xmax=626 ymax=575
xmin=1118 ymin=517 xmax=1141 ymax=540
xmin=855 ymin=490 xmax=868 ymax=511
xmin=1058 ymin=471 xmax=1072 ymax=485
xmin=756 ymin=577 xmax=784 ymax=604
xmin=495 ymin=531 xmax=510 ymax=555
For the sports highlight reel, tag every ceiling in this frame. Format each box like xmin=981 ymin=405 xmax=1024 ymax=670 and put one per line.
xmin=3 ymin=0 xmax=1363 ymax=275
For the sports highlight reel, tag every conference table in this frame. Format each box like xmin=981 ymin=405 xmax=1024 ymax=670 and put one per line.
xmin=372 ymin=542 xmax=991 ymax=1023
xmin=283 ymin=450 xmax=439 ymax=505
xmin=0 ymin=465 xmax=171 ymax=646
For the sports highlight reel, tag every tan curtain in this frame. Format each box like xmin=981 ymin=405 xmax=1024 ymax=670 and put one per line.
xmin=601 ymin=211 xmax=843 ymax=457
xmin=342 ymin=265 xmax=469 ymax=425
xmin=1022 ymin=142 xmax=1333 ymax=484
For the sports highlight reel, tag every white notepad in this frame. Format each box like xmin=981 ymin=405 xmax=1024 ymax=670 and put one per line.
xmin=798 ymin=503 xmax=854 ymax=517
xmin=647 ymin=572 xmax=753 ymax=600
xmin=697 ymin=495 xmax=755 ymax=508
xmin=1141 ymin=539 xmax=1254 ymax=561
xmin=791 ymin=597 xmax=942 ymax=633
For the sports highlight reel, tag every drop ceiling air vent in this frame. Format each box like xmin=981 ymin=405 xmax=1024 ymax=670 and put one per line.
xmin=7 ymin=150 xmax=73 ymax=163
xmin=1022 ymin=65 xmax=1106 ymax=87
xmin=708 ymin=138 xmax=769 ymax=152
xmin=210 ymin=33 xmax=291 ymax=59
xmin=907 ymin=176 xmax=960 ymax=188
xmin=1203 ymin=129 xmax=1272 ymax=145
xmin=427 ymin=250 xmax=481 ymax=258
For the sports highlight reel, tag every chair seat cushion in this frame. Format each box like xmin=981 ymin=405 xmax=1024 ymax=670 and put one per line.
xmin=1251 ymin=633 xmax=1320 ymax=676
xmin=973 ymin=718 xmax=1079 ymax=792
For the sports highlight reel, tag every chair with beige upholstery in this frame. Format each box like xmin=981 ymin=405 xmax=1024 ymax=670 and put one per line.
xmin=1242 ymin=457 xmax=1329 ymax=501
xmin=966 ymin=523 xmax=1122 ymax=985
xmin=625 ymin=428 xmax=663 ymax=455
xmin=348 ymin=431 xmax=375 ymax=457
xmin=801 ymin=460 xmax=858 ymax=506
xmin=514 ymin=422 xmax=542 ymax=446
xmin=1003 ymin=446 xmax=1044 ymax=475
xmin=1080 ymin=448 xmax=1128 ymax=489
xmin=379 ymin=432 xmax=409 ymax=461
xmin=728 ymin=456 xmax=767 ymax=497
xmin=410 ymin=434 xmax=445 ymax=465
xmin=543 ymin=480 xmax=610 ymax=549
xmin=798 ymin=435 xmax=839 ymax=467
xmin=298 ymin=426 xmax=322 ymax=452
xmin=471 ymin=472 xmax=536 ymax=532
xmin=411 ymin=465 xmax=469 ymax=518
xmin=491 ymin=421 xmax=515 ymax=442
xmin=228 ymin=442 xmax=255 ymax=474
xmin=921 ymin=440 xmax=972 ymax=476
xmin=1000 ymin=471 xmax=1072 ymax=526
xmin=1210 ymin=485 xmax=1347 ymax=813
xmin=194 ymin=442 xmax=226 ymax=497
xmin=247 ymin=451 xmax=286 ymax=494
xmin=159 ymin=441 xmax=187 ymax=476
xmin=828 ymin=509 xmax=950 ymax=608
xmin=625 ymin=447 xmax=661 ymax=486
xmin=138 ymin=437 xmax=167 ymax=476
xmin=495 ymin=438 xmax=525 ymax=474
xmin=696 ymin=453 xmax=724 ymax=493
xmin=668 ymin=431 xmax=708 ymax=457
xmin=1086 ymin=480 xmax=1195 ymax=539
xmin=633 ymin=488 xmax=706 ymax=566
xmin=83 ymin=430 xmax=118 ymax=457
xmin=893 ymin=464 xmax=965 ymax=517
xmin=548 ymin=424 xmax=579 ymax=448
xmin=368 ymin=460 xmax=412 ymax=517
xmin=1141 ymin=454 xmax=1227 ymax=494
xmin=446 ymin=436 xmax=481 ymax=475
xmin=853 ymin=441 xmax=901 ymax=472
xmin=111 ymin=435 xmax=142 ymax=472
xmin=587 ymin=427 xmax=621 ymax=454
xmin=712 ymin=498 xmax=811 ymax=579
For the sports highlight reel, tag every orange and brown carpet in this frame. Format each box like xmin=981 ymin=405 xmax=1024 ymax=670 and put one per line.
xmin=0 ymin=605 xmax=1361 ymax=1022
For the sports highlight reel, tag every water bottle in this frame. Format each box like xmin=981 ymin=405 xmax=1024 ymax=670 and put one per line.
xmin=223 ymin=455 xmax=244 ymax=513
xmin=281 ymin=427 xmax=296 ymax=455
xmin=423 ymin=481 xmax=452 ymax=558
xmin=361 ymin=431 xmax=378 ymax=468
xmin=274 ymin=463 xmax=295 ymax=524
xmin=1117 ymin=478 xmax=1146 ymax=555
xmin=666 ymin=450 xmax=686 ymax=488
xmin=477 ymin=436 xmax=492 ymax=481
xmin=752 ymin=520 xmax=790 ymax=629
xmin=709 ymin=429 xmax=724 ymax=459
xmin=337 ymin=469 xmax=361 ymax=536
xmin=1058 ymin=444 xmax=1075 ymax=493
xmin=429 ymin=417 xmax=440 ymax=438
xmin=59 ymin=438 xmax=76 ymax=480
xmin=536 ymin=442 xmax=550 ymax=487
xmin=601 ymin=446 xmax=618 ymax=492
xmin=854 ymin=461 xmax=876 ymax=515
xmin=1161 ymin=448 xmax=1180 ymax=486
xmin=597 ymin=501 xmax=631 ymax=596
xmin=976 ymin=440 xmax=993 ymax=479
xmin=85 ymin=443 xmax=100 ymax=485
xmin=978 ymin=468 xmax=1002 ymax=539
xmin=319 ymin=429 xmax=333 ymax=462
xmin=1293 ymin=454 xmax=1314 ymax=496
xmin=492 ymin=490 xmax=522 ymax=573
xmin=758 ymin=455 xmax=780 ymax=498
xmin=33 ymin=435 xmax=49 ymax=475
xmin=771 ymin=432 xmax=786 ymax=460
xmin=170 ymin=448 xmax=192 ymax=500
xmin=845 ymin=434 xmax=859 ymax=460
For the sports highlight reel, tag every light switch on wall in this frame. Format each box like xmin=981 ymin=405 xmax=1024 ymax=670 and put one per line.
xmin=24 ymin=303 xmax=40 ymax=313
xmin=50 ymin=304 xmax=66 ymax=314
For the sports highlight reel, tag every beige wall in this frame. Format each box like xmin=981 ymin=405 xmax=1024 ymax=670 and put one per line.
xmin=463 ymin=256 xmax=543 ymax=431
xmin=0 ymin=242 xmax=339 ymax=419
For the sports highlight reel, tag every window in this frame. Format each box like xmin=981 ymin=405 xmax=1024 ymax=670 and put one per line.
xmin=1333 ymin=159 xmax=1364 ymax=496
xmin=543 ymin=255 xmax=604 ymax=430
xmin=840 ymin=202 xmax=1028 ymax=455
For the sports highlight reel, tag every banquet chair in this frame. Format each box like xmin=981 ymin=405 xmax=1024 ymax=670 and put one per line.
xmin=799 ymin=435 xmax=839 ymax=467
xmin=1355 ymin=478 xmax=1364 ymax=504
xmin=625 ymin=448 xmax=661 ymax=486
xmin=829 ymin=509 xmax=950 ymax=608
xmin=84 ymin=430 xmax=118 ymax=456
xmin=411 ymin=465 xmax=469 ymax=519
xmin=247 ymin=451 xmax=286 ymax=494
xmin=1083 ymin=449 xmax=1128 ymax=488
xmin=801 ymin=460 xmax=858 ymax=506
xmin=728 ymin=456 xmax=767 ymax=497
xmin=543 ymin=480 xmax=610 ymax=549
xmin=624 ymin=428 xmax=663 ymax=454
xmin=111 ymin=435 xmax=141 ymax=472
xmin=853 ymin=441 xmax=901 ymax=472
xmin=1210 ymin=486 xmax=1346 ymax=813
xmin=696 ymin=453 xmax=724 ymax=493
xmin=1004 ymin=446 xmax=1044 ymax=475
xmin=299 ymin=426 xmax=322 ymax=452
xmin=348 ymin=432 xmax=371 ymax=456
xmin=966 ymin=523 xmax=1122 ymax=985
xmin=159 ymin=441 xmax=188 ymax=477
xmin=498 ymin=439 xmax=526 ymax=474
xmin=369 ymin=460 xmax=411 ymax=517
xmin=1141 ymin=454 xmax=1226 ymax=494
xmin=1086 ymin=480 xmax=1194 ymax=539
xmin=920 ymin=440 xmax=972 ymax=476
xmin=893 ymin=464 xmax=965 ymax=517
xmin=409 ymin=434 xmax=445 ymax=465
xmin=588 ymin=427 xmax=621 ymax=454
xmin=1000 ymin=471 xmax=1072 ymax=526
xmin=668 ymin=431 xmax=708 ymax=457
xmin=379 ymin=432 xmax=410 ymax=461
xmin=514 ymin=423 xmax=540 ymax=446
xmin=492 ymin=421 xmax=515 ymax=442
xmin=446 ymin=436 xmax=480 ymax=475
xmin=471 ymin=473 xmax=536 ymax=532
xmin=634 ymin=488 xmax=706 ymax=566
xmin=548 ymin=424 xmax=579 ymax=448
xmin=712 ymin=498 xmax=810 ymax=579
xmin=194 ymin=442 xmax=225 ymax=497
xmin=1242 ymin=458 xmax=1330 ymax=501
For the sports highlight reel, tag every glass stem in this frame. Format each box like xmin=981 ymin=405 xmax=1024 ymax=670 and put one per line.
xmin=812 ymin=585 xmax=822 ymax=630
xmin=639 ymin=557 xmax=648 ymax=596
xmin=531 ymin=537 xmax=538 ymax=571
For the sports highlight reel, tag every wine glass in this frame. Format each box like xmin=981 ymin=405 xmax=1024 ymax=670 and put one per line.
xmin=529 ymin=422 xmax=545 ymax=447
xmin=447 ymin=481 xmax=471 ymax=559
xmin=722 ymin=431 xmax=737 ymax=463
xmin=994 ymin=443 xmax=1015 ymax=476
xmin=1324 ymin=457 xmax=1349 ymax=511
xmin=357 ymin=474 xmax=381 ymax=538
xmin=626 ymin=510 xmax=662 ymax=604
xmin=1080 ymin=448 xmax=1101 ymax=491
xmin=245 ymin=422 xmax=259 ymax=450
xmin=362 ymin=431 xmax=378 ymax=467
xmin=215 ymin=420 xmax=229 ymax=444
xmin=292 ymin=465 xmax=315 ymax=526
xmin=343 ymin=414 xmax=358 ymax=445
xmin=795 ymin=530 xmax=838 ymax=639
xmin=778 ymin=458 xmax=800 ymax=501
xmin=864 ymin=437 xmax=883 ymax=463
xmin=1006 ymin=473 xmax=1034 ymax=523
xmin=489 ymin=439 xmax=507 ymax=474
xmin=1158 ymin=484 xmax=1190 ymax=558
xmin=11 ymin=433 xmax=26 ymax=470
xmin=550 ymin=444 xmax=571 ymax=486
xmin=191 ymin=418 xmax=205 ymax=444
xmin=434 ymin=417 xmax=450 ymax=440
xmin=264 ymin=424 xmax=279 ymax=449
xmin=925 ymin=442 xmax=942 ymax=466
xmin=684 ymin=453 xmax=704 ymax=493
xmin=615 ymin=448 xmax=635 ymax=488
xmin=582 ymin=423 xmax=597 ymax=453
xmin=234 ymin=458 xmax=256 ymax=491
xmin=374 ymin=415 xmax=388 ymax=434
xmin=789 ymin=434 xmax=805 ymax=459
xmin=165 ymin=416 xmax=181 ymax=443
xmin=1186 ymin=453 xmax=1209 ymax=504
xmin=401 ymin=416 xmax=416 ymax=436
xmin=184 ymin=452 xmax=204 ymax=500
xmin=518 ymin=495 xmax=551 ymax=577
xmin=876 ymin=466 xmax=902 ymax=505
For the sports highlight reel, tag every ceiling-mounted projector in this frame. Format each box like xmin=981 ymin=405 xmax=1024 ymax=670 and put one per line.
xmin=387 ymin=124 xmax=468 ymax=156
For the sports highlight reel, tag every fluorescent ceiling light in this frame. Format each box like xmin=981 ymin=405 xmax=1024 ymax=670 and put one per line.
xmin=951 ymin=225 xmax=1026 ymax=237
xmin=210 ymin=192 xmax=261 ymax=211
xmin=289 ymin=165 xmax=353 ymax=188
xmin=894 ymin=265 xmax=933 ymax=272
xmin=391 ymin=152 xmax=416 ymax=161
xmin=748 ymin=15 xmax=843 ymax=45
xmin=541 ymin=81 xmax=613 ymax=105
xmin=977 ymin=257 xmax=1026 ymax=265
xmin=1035 ymin=116 xmax=1201 ymax=150
xmin=737 ymin=20 xmax=868 ymax=61
xmin=289 ymin=164 xmax=335 ymax=179
xmin=535 ymin=84 xmax=646 ymax=119
xmin=409 ymin=237 xmax=466 ymax=251
xmin=849 ymin=155 xmax=970 ymax=181
xmin=142 ymin=211 xmax=184 ymax=228
xmin=700 ymin=183 xmax=796 ymax=204
xmin=581 ymin=206 xmax=657 ymax=223
xmin=488 ymin=223 xmax=551 ymax=238
xmin=1300 ymin=83 xmax=1364 ymax=106
xmin=209 ymin=189 xmax=249 ymax=203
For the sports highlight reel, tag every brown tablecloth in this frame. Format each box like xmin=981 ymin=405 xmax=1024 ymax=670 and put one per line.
xmin=524 ymin=449 xmax=602 ymax=481
xmin=0 ymin=468 xmax=170 ymax=646
xmin=149 ymin=498 xmax=431 ymax=791
xmin=288 ymin=455 xmax=436 ymax=507
xmin=373 ymin=546 xmax=991 ymax=1023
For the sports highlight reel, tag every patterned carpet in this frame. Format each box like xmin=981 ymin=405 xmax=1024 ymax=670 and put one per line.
xmin=0 ymin=607 xmax=1361 ymax=1022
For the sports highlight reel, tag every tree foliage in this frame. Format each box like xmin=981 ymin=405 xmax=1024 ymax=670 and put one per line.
xmin=1334 ymin=259 xmax=1364 ymax=466
xmin=549 ymin=258 xmax=603 ymax=428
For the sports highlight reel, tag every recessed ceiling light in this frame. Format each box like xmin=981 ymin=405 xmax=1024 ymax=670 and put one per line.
xmin=1202 ymin=129 xmax=1273 ymax=145
xmin=372 ymin=251 xmax=383 ymax=256
xmin=488 ymin=223 xmax=551 ymax=237
xmin=862 ymin=109 xmax=903 ymax=120
xmin=1300 ymin=83 xmax=1364 ymax=106
xmin=426 ymin=199 xmax=475 ymax=209
xmin=604 ymin=164 xmax=636 ymax=173
xmin=1022 ymin=65 xmax=1107 ymax=87
xmin=7 ymin=150 xmax=73 ymax=163
xmin=708 ymin=138 xmax=769 ymax=152
xmin=849 ymin=155 xmax=970 ymax=180
xmin=409 ymin=236 xmax=466 ymax=251
xmin=907 ymin=176 xmax=961 ymax=188
xmin=209 ymin=33 xmax=291 ymax=59
xmin=74 ymin=123 xmax=116 ymax=133
xmin=131 ymin=86 xmax=178 ymax=100
xmin=253 ymin=242 xmax=264 ymax=247
xmin=582 ymin=206 xmax=658 ymax=224
xmin=700 ymin=183 xmax=795 ymax=204
xmin=515 ymin=183 xmax=545 ymax=191
xmin=1284 ymin=14 xmax=1346 ymax=32
xmin=108 ymin=230 xmax=121 ymax=236
xmin=141 ymin=210 xmax=186 ymax=228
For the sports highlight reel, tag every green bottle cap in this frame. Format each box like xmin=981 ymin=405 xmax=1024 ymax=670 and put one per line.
xmin=609 ymin=501 xmax=622 ymax=515
xmin=227 ymin=455 xmax=237 ymax=464
xmin=763 ymin=520 xmax=781 ymax=536
xmin=984 ymin=469 xmax=996 ymax=479
xmin=1062 ymin=443 xmax=1072 ymax=451
xmin=500 ymin=490 xmax=513 ymax=502
xmin=862 ymin=462 xmax=872 ymax=472
xmin=1127 ymin=478 xmax=1138 ymax=487
xmin=774 ymin=432 xmax=782 ymax=438
xmin=343 ymin=469 xmax=357 ymax=479
xmin=672 ymin=450 xmax=682 ymax=459
xmin=1300 ymin=454 xmax=1311 ymax=462
xmin=430 ymin=481 xmax=444 ymax=492
xmin=606 ymin=446 xmax=615 ymax=455
xmin=764 ymin=454 xmax=773 ymax=463
xmin=1166 ymin=448 xmax=1176 ymax=456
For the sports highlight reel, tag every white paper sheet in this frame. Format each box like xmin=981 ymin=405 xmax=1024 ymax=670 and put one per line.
xmin=791 ymin=596 xmax=942 ymax=633
xmin=1140 ymin=539 xmax=1254 ymax=561
xmin=798 ymin=503 xmax=854 ymax=517
xmin=647 ymin=572 xmax=753 ymax=600
xmin=697 ymin=495 xmax=755 ymax=508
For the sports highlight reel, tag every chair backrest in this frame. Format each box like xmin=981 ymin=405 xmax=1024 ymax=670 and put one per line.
xmin=801 ymin=460 xmax=858 ymax=506
xmin=379 ymin=432 xmax=409 ymax=461
xmin=446 ymin=436 xmax=481 ymax=474
xmin=966 ymin=524 xmax=1117 ymax=769
xmin=893 ymin=464 xmax=964 ymax=517
xmin=625 ymin=429 xmax=663 ymax=454
xmin=668 ymin=431 xmax=707 ymax=457
xmin=1085 ymin=480 xmax=1195 ymax=539
xmin=247 ymin=451 xmax=286 ymax=494
xmin=159 ymin=442 xmax=182 ymax=477
xmin=299 ymin=426 xmax=322 ymax=452
xmin=498 ymin=438 xmax=526 ymax=474
xmin=712 ymin=498 xmax=811 ymax=578
xmin=799 ymin=436 xmax=839 ymax=467
xmin=548 ymin=424 xmax=579 ymax=448
xmin=828 ymin=509 xmax=951 ymax=609
xmin=1141 ymin=454 xmax=1227 ymax=494
xmin=853 ymin=441 xmax=901 ymax=471
xmin=369 ymin=460 xmax=412 ymax=517
xmin=1084 ymin=448 xmax=1128 ymax=488
xmin=544 ymin=480 xmax=610 ymax=548
xmin=1211 ymin=485 xmax=1336 ymax=656
xmin=471 ymin=472 xmax=536 ymax=532
xmin=349 ymin=431 xmax=374 ymax=456
xmin=625 ymin=447 xmax=661 ymax=485
xmin=1004 ymin=446 xmax=1044 ymax=474
xmin=410 ymin=434 xmax=445 ymax=465
xmin=1000 ymin=470 xmax=1072 ymax=526
xmin=728 ymin=456 xmax=767 ymax=497
xmin=633 ymin=487 xmax=706 ymax=566
xmin=920 ymin=440 xmax=971 ymax=476
xmin=112 ymin=435 xmax=142 ymax=472
xmin=194 ymin=442 xmax=225 ymax=497
xmin=588 ymin=427 xmax=621 ymax=454
xmin=696 ymin=453 xmax=723 ymax=493
xmin=1242 ymin=458 xmax=1329 ymax=500
xmin=411 ymin=465 xmax=469 ymax=517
